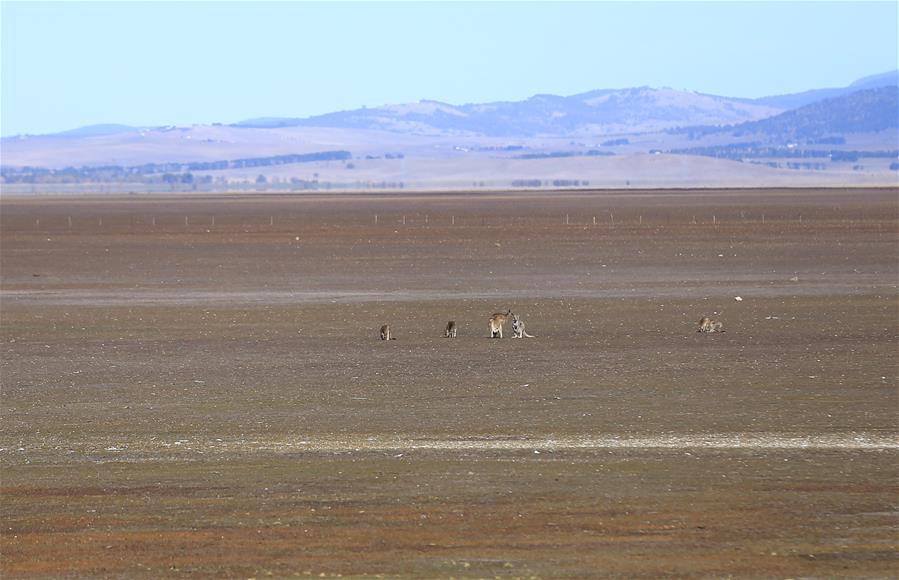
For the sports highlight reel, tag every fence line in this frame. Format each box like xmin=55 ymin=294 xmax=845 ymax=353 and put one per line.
xmin=6 ymin=212 xmax=891 ymax=233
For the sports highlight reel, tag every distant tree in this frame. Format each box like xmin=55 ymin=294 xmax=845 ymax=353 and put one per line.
xmin=256 ymin=174 xmax=267 ymax=184
xmin=830 ymin=151 xmax=859 ymax=162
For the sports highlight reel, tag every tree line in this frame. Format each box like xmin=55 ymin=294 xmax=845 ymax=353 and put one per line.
xmin=668 ymin=144 xmax=898 ymax=163
xmin=514 ymin=150 xmax=614 ymax=160
xmin=1 ymin=150 xmax=352 ymax=184
xmin=511 ymin=179 xmax=590 ymax=188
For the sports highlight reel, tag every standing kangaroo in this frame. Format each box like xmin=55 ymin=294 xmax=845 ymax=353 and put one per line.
xmin=511 ymin=313 xmax=535 ymax=338
xmin=488 ymin=310 xmax=512 ymax=338
xmin=444 ymin=320 xmax=457 ymax=338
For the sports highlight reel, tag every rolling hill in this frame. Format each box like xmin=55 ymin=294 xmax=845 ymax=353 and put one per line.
xmin=735 ymin=86 xmax=899 ymax=140
xmin=750 ymin=70 xmax=898 ymax=111
xmin=675 ymin=86 xmax=899 ymax=142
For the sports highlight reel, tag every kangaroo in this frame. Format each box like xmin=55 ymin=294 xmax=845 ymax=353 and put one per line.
xmin=488 ymin=310 xmax=512 ymax=338
xmin=697 ymin=317 xmax=725 ymax=333
xmin=511 ymin=313 xmax=535 ymax=338
xmin=379 ymin=324 xmax=395 ymax=340
xmin=444 ymin=320 xmax=457 ymax=338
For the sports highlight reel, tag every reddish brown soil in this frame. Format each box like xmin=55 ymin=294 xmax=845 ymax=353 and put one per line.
xmin=1 ymin=188 xmax=897 ymax=577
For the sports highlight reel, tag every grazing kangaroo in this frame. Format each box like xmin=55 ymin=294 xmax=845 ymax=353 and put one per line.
xmin=511 ymin=313 xmax=535 ymax=338
xmin=697 ymin=317 xmax=725 ymax=333
xmin=488 ymin=310 xmax=512 ymax=338
xmin=379 ymin=324 xmax=395 ymax=340
xmin=444 ymin=320 xmax=457 ymax=338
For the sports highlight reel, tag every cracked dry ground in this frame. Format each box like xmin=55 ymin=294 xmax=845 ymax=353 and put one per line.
xmin=2 ymin=188 xmax=897 ymax=577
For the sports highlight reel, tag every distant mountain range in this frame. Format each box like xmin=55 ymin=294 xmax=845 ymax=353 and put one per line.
xmin=673 ymin=85 xmax=899 ymax=141
xmin=11 ymin=70 xmax=896 ymax=141
xmin=2 ymin=70 xmax=897 ymax=191
xmin=236 ymin=88 xmax=781 ymax=136
xmin=233 ymin=70 xmax=898 ymax=137
xmin=749 ymin=70 xmax=898 ymax=110
xmin=736 ymin=86 xmax=898 ymax=139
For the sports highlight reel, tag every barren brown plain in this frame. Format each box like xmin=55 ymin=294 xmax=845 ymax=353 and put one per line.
xmin=1 ymin=188 xmax=897 ymax=578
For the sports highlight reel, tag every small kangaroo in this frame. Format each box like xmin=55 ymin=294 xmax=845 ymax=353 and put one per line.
xmin=511 ymin=313 xmax=535 ymax=338
xmin=697 ymin=317 xmax=725 ymax=333
xmin=488 ymin=309 xmax=512 ymax=338
xmin=444 ymin=320 xmax=457 ymax=338
xmin=379 ymin=324 xmax=395 ymax=340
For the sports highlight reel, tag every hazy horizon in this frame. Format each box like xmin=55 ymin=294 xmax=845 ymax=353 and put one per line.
xmin=2 ymin=1 xmax=897 ymax=137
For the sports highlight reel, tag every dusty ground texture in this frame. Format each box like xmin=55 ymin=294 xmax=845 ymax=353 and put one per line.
xmin=1 ymin=188 xmax=897 ymax=577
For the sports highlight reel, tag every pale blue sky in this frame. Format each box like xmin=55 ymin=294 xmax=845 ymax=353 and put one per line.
xmin=2 ymin=1 xmax=897 ymax=136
